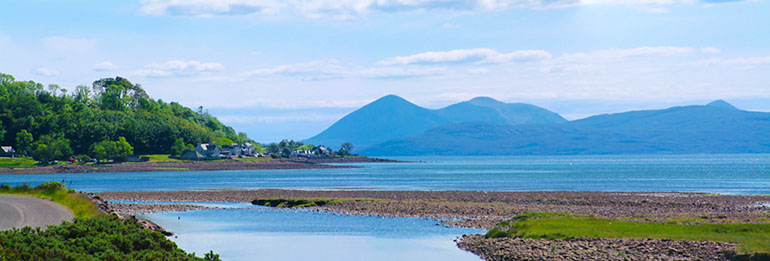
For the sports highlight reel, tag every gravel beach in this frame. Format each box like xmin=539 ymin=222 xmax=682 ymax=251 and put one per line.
xmin=96 ymin=190 xmax=770 ymax=260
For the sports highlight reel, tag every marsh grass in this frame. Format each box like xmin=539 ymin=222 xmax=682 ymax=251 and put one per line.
xmin=0 ymin=182 xmax=101 ymax=219
xmin=487 ymin=212 xmax=770 ymax=255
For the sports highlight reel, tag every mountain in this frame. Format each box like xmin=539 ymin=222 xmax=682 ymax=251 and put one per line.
xmin=304 ymin=95 xmax=566 ymax=149
xmin=361 ymin=101 xmax=770 ymax=155
xmin=436 ymin=96 xmax=566 ymax=125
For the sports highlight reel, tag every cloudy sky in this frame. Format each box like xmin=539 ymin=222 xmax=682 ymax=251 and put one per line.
xmin=1 ymin=0 xmax=769 ymax=142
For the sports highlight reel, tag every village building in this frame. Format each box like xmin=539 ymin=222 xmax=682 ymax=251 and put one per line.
xmin=0 ymin=146 xmax=15 ymax=157
xmin=180 ymin=143 xmax=221 ymax=160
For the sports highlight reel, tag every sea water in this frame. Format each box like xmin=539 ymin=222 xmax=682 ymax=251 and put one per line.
xmin=3 ymin=154 xmax=770 ymax=194
xmin=137 ymin=202 xmax=483 ymax=261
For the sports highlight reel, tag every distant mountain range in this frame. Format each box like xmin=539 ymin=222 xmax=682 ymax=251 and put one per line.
xmin=304 ymin=95 xmax=566 ymax=149
xmin=305 ymin=95 xmax=770 ymax=156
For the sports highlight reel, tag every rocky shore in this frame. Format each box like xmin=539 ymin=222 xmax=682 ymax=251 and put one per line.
xmin=456 ymin=234 xmax=736 ymax=260
xmin=98 ymin=190 xmax=770 ymax=229
xmin=95 ymin=190 xmax=770 ymax=260
xmin=0 ymin=157 xmax=398 ymax=174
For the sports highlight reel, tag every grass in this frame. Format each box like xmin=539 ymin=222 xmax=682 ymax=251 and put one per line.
xmin=233 ymin=156 xmax=275 ymax=162
xmin=252 ymin=198 xmax=358 ymax=208
xmin=0 ymin=182 xmax=101 ymax=219
xmin=0 ymin=157 xmax=39 ymax=168
xmin=139 ymin=154 xmax=188 ymax=163
xmin=487 ymin=212 xmax=770 ymax=255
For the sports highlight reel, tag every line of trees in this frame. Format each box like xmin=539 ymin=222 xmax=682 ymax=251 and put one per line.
xmin=0 ymin=73 xmax=253 ymax=163
xmin=264 ymin=139 xmax=355 ymax=158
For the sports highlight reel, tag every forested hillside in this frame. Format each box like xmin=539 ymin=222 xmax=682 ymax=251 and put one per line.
xmin=0 ymin=73 xmax=249 ymax=161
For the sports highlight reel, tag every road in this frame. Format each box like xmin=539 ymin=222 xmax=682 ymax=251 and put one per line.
xmin=0 ymin=195 xmax=74 ymax=230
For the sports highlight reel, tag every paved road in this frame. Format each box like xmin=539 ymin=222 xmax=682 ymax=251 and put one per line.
xmin=0 ymin=195 xmax=73 ymax=230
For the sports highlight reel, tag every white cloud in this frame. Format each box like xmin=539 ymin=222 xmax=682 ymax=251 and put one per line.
xmin=242 ymin=59 xmax=447 ymax=80
xmin=34 ymin=67 xmax=60 ymax=76
xmin=696 ymin=56 xmax=770 ymax=66
xmin=42 ymin=37 xmax=97 ymax=54
xmin=139 ymin=0 xmax=281 ymax=17
xmin=139 ymin=0 xmax=579 ymax=19
xmin=542 ymin=46 xmax=703 ymax=73
xmin=359 ymin=66 xmax=447 ymax=79
xmin=379 ymin=48 xmax=551 ymax=65
xmin=92 ymin=61 xmax=118 ymax=72
xmin=242 ymin=59 xmax=347 ymax=80
xmin=700 ymin=47 xmax=721 ymax=54
xmin=135 ymin=60 xmax=224 ymax=77
xmin=138 ymin=0 xmax=749 ymax=18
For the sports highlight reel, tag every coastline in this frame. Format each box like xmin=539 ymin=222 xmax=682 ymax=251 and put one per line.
xmin=96 ymin=189 xmax=770 ymax=260
xmin=0 ymin=157 xmax=397 ymax=174
xmin=96 ymin=190 xmax=770 ymax=229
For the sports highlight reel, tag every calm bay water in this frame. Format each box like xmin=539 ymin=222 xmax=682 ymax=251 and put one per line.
xmin=2 ymin=154 xmax=770 ymax=194
xmin=136 ymin=203 xmax=483 ymax=261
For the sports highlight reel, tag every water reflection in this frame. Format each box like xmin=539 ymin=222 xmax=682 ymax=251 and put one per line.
xmin=139 ymin=203 xmax=483 ymax=261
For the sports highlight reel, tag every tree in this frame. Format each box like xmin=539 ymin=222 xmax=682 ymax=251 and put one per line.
xmin=0 ymin=121 xmax=5 ymax=143
xmin=339 ymin=142 xmax=353 ymax=156
xmin=31 ymin=136 xmax=72 ymax=162
xmin=90 ymin=137 xmax=133 ymax=162
xmin=32 ymin=144 xmax=53 ymax=162
xmin=114 ymin=137 xmax=133 ymax=160
xmin=15 ymin=129 xmax=33 ymax=156
xmin=267 ymin=143 xmax=280 ymax=155
xmin=170 ymin=138 xmax=187 ymax=157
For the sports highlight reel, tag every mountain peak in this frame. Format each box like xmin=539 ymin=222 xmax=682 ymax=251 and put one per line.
xmin=706 ymin=100 xmax=738 ymax=110
xmin=468 ymin=96 xmax=504 ymax=105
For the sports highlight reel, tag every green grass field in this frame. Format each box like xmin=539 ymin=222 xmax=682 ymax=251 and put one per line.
xmin=487 ymin=212 xmax=770 ymax=255
xmin=0 ymin=157 xmax=39 ymax=168
xmin=0 ymin=182 xmax=101 ymax=219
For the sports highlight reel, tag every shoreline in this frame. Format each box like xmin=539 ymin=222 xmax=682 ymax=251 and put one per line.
xmin=0 ymin=157 xmax=397 ymax=174
xmin=96 ymin=189 xmax=770 ymax=260
xmin=97 ymin=189 xmax=770 ymax=229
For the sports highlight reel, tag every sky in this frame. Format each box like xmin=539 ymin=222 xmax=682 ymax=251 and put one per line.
xmin=1 ymin=0 xmax=769 ymax=143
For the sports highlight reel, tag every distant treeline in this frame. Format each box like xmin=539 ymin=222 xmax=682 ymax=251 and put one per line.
xmin=0 ymin=73 xmax=250 ymax=161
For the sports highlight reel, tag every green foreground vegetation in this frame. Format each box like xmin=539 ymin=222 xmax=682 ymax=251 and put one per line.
xmin=252 ymin=198 xmax=356 ymax=208
xmin=486 ymin=212 xmax=770 ymax=255
xmin=0 ymin=182 xmax=220 ymax=260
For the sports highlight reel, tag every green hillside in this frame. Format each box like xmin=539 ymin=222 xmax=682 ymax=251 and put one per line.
xmin=0 ymin=73 xmax=249 ymax=161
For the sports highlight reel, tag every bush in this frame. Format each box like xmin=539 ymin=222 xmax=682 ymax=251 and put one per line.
xmin=34 ymin=181 xmax=63 ymax=193
xmin=0 ymin=215 xmax=221 ymax=260
xmin=75 ymin=154 xmax=91 ymax=164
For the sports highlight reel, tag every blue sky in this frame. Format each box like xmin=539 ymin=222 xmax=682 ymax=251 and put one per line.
xmin=1 ymin=0 xmax=769 ymax=142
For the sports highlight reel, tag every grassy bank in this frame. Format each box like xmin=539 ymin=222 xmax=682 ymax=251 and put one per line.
xmin=0 ymin=157 xmax=39 ymax=168
xmin=487 ymin=212 xmax=770 ymax=255
xmin=0 ymin=182 xmax=100 ymax=219
xmin=252 ymin=198 xmax=357 ymax=208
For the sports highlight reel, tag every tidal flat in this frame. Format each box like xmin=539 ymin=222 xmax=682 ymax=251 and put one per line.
xmin=99 ymin=189 xmax=770 ymax=260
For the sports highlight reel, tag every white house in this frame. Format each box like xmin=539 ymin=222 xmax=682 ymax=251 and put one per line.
xmin=0 ymin=146 xmax=15 ymax=157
